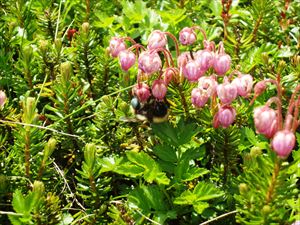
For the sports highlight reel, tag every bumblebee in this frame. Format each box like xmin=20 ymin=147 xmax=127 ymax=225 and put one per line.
xmin=124 ymin=96 xmax=170 ymax=123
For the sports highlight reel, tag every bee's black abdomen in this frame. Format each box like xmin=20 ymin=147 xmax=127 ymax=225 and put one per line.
xmin=153 ymin=101 xmax=169 ymax=117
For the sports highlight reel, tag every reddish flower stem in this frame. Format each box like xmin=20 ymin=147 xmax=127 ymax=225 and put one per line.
xmin=191 ymin=26 xmax=207 ymax=40
xmin=164 ymin=32 xmax=180 ymax=57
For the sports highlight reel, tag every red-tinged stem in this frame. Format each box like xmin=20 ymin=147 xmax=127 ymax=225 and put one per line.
xmin=288 ymin=84 xmax=300 ymax=113
xmin=122 ymin=37 xmax=136 ymax=45
xmin=191 ymin=26 xmax=207 ymax=40
xmin=128 ymin=44 xmax=146 ymax=57
xmin=292 ymin=97 xmax=300 ymax=132
xmin=151 ymin=48 xmax=174 ymax=67
xmin=164 ymin=32 xmax=180 ymax=57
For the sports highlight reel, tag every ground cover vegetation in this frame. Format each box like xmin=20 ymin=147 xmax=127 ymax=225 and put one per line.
xmin=0 ymin=0 xmax=299 ymax=224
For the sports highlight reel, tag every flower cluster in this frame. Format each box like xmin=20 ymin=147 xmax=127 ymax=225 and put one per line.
xmin=108 ymin=27 xmax=253 ymax=128
xmin=252 ymin=79 xmax=299 ymax=158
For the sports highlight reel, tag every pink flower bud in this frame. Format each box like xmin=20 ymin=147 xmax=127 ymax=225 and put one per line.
xmin=179 ymin=27 xmax=197 ymax=45
xmin=152 ymin=79 xmax=167 ymax=100
xmin=183 ymin=60 xmax=204 ymax=82
xmin=109 ymin=37 xmax=126 ymax=58
xmin=291 ymin=221 xmax=300 ymax=225
xmin=253 ymin=106 xmax=278 ymax=138
xmin=217 ymin=78 xmax=238 ymax=104
xmin=191 ymin=88 xmax=209 ymax=108
xmin=271 ymin=130 xmax=295 ymax=158
xmin=119 ymin=50 xmax=136 ymax=71
xmin=0 ymin=90 xmax=6 ymax=108
xmin=177 ymin=52 xmax=191 ymax=68
xmin=254 ymin=80 xmax=267 ymax=96
xmin=232 ymin=74 xmax=253 ymax=97
xmin=198 ymin=76 xmax=218 ymax=97
xmin=163 ymin=68 xmax=176 ymax=84
xmin=138 ymin=51 xmax=162 ymax=75
xmin=213 ymin=105 xmax=236 ymax=128
xmin=132 ymin=83 xmax=151 ymax=102
xmin=213 ymin=53 xmax=231 ymax=75
xmin=147 ymin=30 xmax=167 ymax=50
xmin=195 ymin=50 xmax=214 ymax=72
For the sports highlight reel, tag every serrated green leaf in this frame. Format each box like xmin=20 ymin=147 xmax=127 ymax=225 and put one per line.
xmin=174 ymin=190 xmax=196 ymax=205
xmin=193 ymin=201 xmax=209 ymax=214
xmin=182 ymin=167 xmax=209 ymax=182
xmin=115 ymin=162 xmax=144 ymax=177
xmin=193 ymin=182 xmax=224 ymax=201
xmin=153 ymin=144 xmax=177 ymax=163
xmin=244 ymin=127 xmax=257 ymax=145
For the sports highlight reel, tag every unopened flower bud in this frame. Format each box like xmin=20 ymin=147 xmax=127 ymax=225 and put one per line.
xmin=39 ymin=40 xmax=48 ymax=55
xmin=254 ymin=81 xmax=267 ymax=96
xmin=271 ymin=130 xmax=295 ymax=158
xmin=109 ymin=37 xmax=126 ymax=58
xmin=152 ymin=79 xmax=167 ymax=100
xmin=43 ymin=138 xmax=57 ymax=161
xmin=32 ymin=181 xmax=45 ymax=196
xmin=119 ymin=50 xmax=136 ymax=71
xmin=262 ymin=205 xmax=272 ymax=215
xmin=277 ymin=60 xmax=286 ymax=74
xmin=82 ymin=22 xmax=90 ymax=34
xmin=179 ymin=27 xmax=197 ymax=45
xmin=147 ymin=30 xmax=167 ymax=50
xmin=61 ymin=61 xmax=72 ymax=81
xmin=253 ymin=105 xmax=278 ymax=139
xmin=163 ymin=68 xmax=176 ymax=84
xmin=0 ymin=91 xmax=7 ymax=108
xmin=132 ymin=83 xmax=151 ymax=102
xmin=250 ymin=146 xmax=262 ymax=157
xmin=217 ymin=78 xmax=238 ymax=104
xmin=191 ymin=88 xmax=209 ymax=108
xmin=54 ymin=38 xmax=62 ymax=53
xmin=138 ymin=51 xmax=162 ymax=75
xmin=239 ymin=183 xmax=248 ymax=195
xmin=213 ymin=105 xmax=236 ymax=128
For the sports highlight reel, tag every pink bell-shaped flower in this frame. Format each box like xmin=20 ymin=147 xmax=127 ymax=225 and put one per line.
xmin=198 ymin=76 xmax=218 ymax=97
xmin=253 ymin=105 xmax=278 ymax=138
xmin=163 ymin=68 xmax=176 ymax=84
xmin=177 ymin=52 xmax=191 ymax=68
xmin=147 ymin=30 xmax=167 ymax=50
xmin=195 ymin=50 xmax=214 ymax=72
xmin=213 ymin=105 xmax=236 ymax=128
xmin=179 ymin=27 xmax=197 ymax=45
xmin=152 ymin=79 xmax=167 ymax=100
xmin=232 ymin=74 xmax=253 ymax=97
xmin=291 ymin=221 xmax=300 ymax=225
xmin=217 ymin=77 xmax=238 ymax=104
xmin=119 ymin=50 xmax=136 ymax=71
xmin=191 ymin=88 xmax=209 ymax=108
xmin=254 ymin=80 xmax=267 ymax=96
xmin=271 ymin=130 xmax=295 ymax=158
xmin=132 ymin=83 xmax=151 ymax=102
xmin=138 ymin=51 xmax=162 ymax=75
xmin=183 ymin=60 xmax=204 ymax=82
xmin=0 ymin=90 xmax=6 ymax=108
xmin=109 ymin=37 xmax=126 ymax=58
xmin=213 ymin=42 xmax=231 ymax=75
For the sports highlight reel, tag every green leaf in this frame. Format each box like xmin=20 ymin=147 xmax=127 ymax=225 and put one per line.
xmin=153 ymin=144 xmax=177 ymax=163
xmin=193 ymin=201 xmax=209 ymax=214
xmin=12 ymin=190 xmax=26 ymax=213
xmin=182 ymin=167 xmax=209 ymax=182
xmin=209 ymin=0 xmax=222 ymax=17
xmin=244 ymin=127 xmax=257 ymax=145
xmin=115 ymin=162 xmax=144 ymax=177
xmin=173 ymin=190 xmax=196 ymax=205
xmin=193 ymin=182 xmax=224 ymax=201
